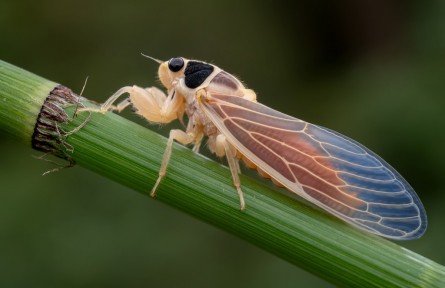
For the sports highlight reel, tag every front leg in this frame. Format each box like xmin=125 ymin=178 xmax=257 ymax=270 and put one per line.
xmin=78 ymin=85 xmax=183 ymax=124
xmin=77 ymin=86 xmax=134 ymax=114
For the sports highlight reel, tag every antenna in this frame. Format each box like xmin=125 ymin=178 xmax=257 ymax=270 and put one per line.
xmin=140 ymin=53 xmax=163 ymax=64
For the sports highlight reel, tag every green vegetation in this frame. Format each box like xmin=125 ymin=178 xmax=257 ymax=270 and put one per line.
xmin=1 ymin=59 xmax=444 ymax=287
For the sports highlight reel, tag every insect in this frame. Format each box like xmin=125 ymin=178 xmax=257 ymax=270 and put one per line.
xmin=79 ymin=55 xmax=427 ymax=240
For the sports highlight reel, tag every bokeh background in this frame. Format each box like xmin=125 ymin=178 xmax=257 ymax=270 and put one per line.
xmin=1 ymin=0 xmax=444 ymax=287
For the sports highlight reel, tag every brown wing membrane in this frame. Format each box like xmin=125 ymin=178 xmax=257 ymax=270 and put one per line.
xmin=199 ymin=92 xmax=426 ymax=239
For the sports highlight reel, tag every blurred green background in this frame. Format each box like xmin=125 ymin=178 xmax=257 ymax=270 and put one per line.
xmin=1 ymin=0 xmax=444 ymax=287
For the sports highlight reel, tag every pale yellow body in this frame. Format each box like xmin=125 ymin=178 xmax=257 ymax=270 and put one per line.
xmin=80 ymin=58 xmax=256 ymax=209
xmin=76 ymin=57 xmax=428 ymax=240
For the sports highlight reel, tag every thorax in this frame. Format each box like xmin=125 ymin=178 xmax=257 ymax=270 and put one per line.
xmin=178 ymin=68 xmax=246 ymax=138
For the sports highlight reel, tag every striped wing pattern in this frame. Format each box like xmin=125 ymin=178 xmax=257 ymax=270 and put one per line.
xmin=201 ymin=93 xmax=427 ymax=239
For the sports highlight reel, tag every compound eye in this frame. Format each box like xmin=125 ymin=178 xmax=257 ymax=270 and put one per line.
xmin=168 ymin=57 xmax=184 ymax=72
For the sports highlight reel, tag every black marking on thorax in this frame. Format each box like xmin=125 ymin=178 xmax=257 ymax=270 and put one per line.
xmin=184 ymin=61 xmax=214 ymax=89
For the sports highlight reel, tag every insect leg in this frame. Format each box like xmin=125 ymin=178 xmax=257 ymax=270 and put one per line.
xmin=151 ymin=129 xmax=195 ymax=197
xmin=192 ymin=132 xmax=204 ymax=153
xmin=113 ymin=98 xmax=132 ymax=112
xmin=130 ymin=87 xmax=182 ymax=124
xmin=216 ymin=134 xmax=246 ymax=210
xmin=77 ymin=86 xmax=134 ymax=114
xmin=77 ymin=86 xmax=181 ymax=124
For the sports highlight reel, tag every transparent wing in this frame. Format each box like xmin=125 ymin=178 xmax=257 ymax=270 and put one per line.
xmin=200 ymin=92 xmax=427 ymax=240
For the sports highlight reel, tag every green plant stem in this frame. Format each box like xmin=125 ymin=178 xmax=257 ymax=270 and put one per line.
xmin=0 ymin=60 xmax=56 ymax=141
xmin=1 ymin=59 xmax=444 ymax=287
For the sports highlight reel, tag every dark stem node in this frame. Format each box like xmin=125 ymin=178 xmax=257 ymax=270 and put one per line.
xmin=32 ymin=85 xmax=81 ymax=162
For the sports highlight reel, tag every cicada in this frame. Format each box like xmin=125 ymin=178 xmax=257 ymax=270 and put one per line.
xmin=80 ymin=56 xmax=427 ymax=240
